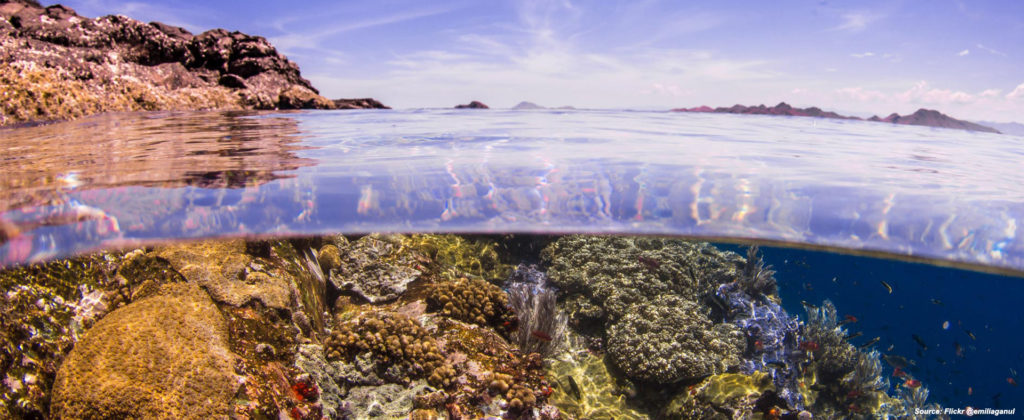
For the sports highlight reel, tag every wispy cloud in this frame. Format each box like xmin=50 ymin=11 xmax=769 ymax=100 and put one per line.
xmin=270 ymin=5 xmax=461 ymax=54
xmin=976 ymin=44 xmax=1008 ymax=57
xmin=850 ymin=52 xmax=875 ymax=58
xmin=958 ymin=49 xmax=970 ymax=56
xmin=1008 ymin=83 xmax=1024 ymax=100
xmin=833 ymin=11 xmax=882 ymax=32
xmin=69 ymin=0 xmax=213 ymax=32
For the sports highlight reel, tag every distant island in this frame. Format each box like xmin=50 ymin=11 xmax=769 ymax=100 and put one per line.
xmin=455 ymin=101 xmax=489 ymax=109
xmin=672 ymin=102 xmax=1001 ymax=134
xmin=511 ymin=101 xmax=575 ymax=110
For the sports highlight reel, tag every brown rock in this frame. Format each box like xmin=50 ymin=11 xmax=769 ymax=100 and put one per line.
xmin=50 ymin=283 xmax=239 ymax=419
xmin=455 ymin=100 xmax=489 ymax=109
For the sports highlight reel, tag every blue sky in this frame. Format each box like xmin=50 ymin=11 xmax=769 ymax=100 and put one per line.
xmin=57 ymin=0 xmax=1024 ymax=121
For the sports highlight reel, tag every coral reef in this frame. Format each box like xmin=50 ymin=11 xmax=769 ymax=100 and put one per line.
xmin=506 ymin=274 xmax=568 ymax=357
xmin=324 ymin=311 xmax=450 ymax=387
xmin=426 ymin=276 xmax=515 ymax=329
xmin=541 ymin=235 xmax=747 ymax=333
xmin=346 ymin=381 xmax=432 ymax=419
xmin=0 ymin=249 xmax=184 ymax=418
xmin=547 ymin=336 xmax=650 ymax=420
xmin=50 ymin=283 xmax=239 ymax=418
xmin=606 ymin=295 xmax=745 ymax=383
xmin=327 ymin=234 xmax=422 ymax=303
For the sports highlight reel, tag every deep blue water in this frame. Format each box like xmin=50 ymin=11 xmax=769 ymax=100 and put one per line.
xmin=718 ymin=243 xmax=1024 ymax=409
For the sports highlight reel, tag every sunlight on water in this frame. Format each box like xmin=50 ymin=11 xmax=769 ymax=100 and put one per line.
xmin=1 ymin=109 xmax=1023 ymax=275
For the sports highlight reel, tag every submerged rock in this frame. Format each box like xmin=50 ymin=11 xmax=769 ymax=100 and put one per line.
xmin=606 ymin=296 xmax=744 ymax=383
xmin=454 ymin=101 xmax=489 ymax=109
xmin=156 ymin=240 xmax=294 ymax=310
xmin=328 ymin=234 xmax=421 ymax=303
xmin=50 ymin=282 xmax=239 ymax=418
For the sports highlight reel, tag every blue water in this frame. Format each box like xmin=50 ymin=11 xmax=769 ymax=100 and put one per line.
xmin=3 ymin=109 xmax=1024 ymax=411
xmin=717 ymin=243 xmax=1024 ymax=409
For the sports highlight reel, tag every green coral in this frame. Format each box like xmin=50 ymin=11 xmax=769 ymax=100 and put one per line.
xmin=606 ymin=296 xmax=744 ymax=383
xmin=50 ymin=283 xmax=239 ymax=419
xmin=426 ymin=276 xmax=515 ymax=329
xmin=541 ymin=236 xmax=747 ymax=331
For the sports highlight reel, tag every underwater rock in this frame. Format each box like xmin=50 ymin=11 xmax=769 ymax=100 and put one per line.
xmin=50 ymin=282 xmax=239 ymax=418
xmin=406 ymin=234 xmax=511 ymax=282
xmin=606 ymin=295 xmax=744 ymax=383
xmin=542 ymin=236 xmax=747 ymax=333
xmin=295 ymin=344 xmax=349 ymax=419
xmin=0 ymin=249 xmax=184 ymax=418
xmin=156 ymin=240 xmax=294 ymax=310
xmin=664 ymin=371 xmax=776 ymax=420
xmin=329 ymin=234 xmax=421 ymax=303
xmin=346 ymin=381 xmax=432 ymax=419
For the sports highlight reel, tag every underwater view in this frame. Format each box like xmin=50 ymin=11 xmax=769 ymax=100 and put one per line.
xmin=1 ymin=110 xmax=1022 ymax=419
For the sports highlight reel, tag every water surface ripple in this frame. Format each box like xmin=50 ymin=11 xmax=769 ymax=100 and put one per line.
xmin=1 ymin=109 xmax=1022 ymax=274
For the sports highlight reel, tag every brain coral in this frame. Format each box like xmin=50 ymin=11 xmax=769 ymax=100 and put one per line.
xmin=50 ymin=283 xmax=239 ymax=418
xmin=606 ymin=296 xmax=744 ymax=383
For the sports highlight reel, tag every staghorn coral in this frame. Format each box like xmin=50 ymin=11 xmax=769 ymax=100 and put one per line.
xmin=541 ymin=235 xmax=748 ymax=333
xmin=506 ymin=264 xmax=568 ymax=357
xmin=426 ymin=276 xmax=515 ymax=329
xmin=50 ymin=283 xmax=239 ymax=419
xmin=324 ymin=311 xmax=453 ymax=388
xmin=606 ymin=295 xmax=745 ymax=383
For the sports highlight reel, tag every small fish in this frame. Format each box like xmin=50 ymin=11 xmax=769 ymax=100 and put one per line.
xmin=803 ymin=282 xmax=814 ymax=291
xmin=904 ymin=379 xmax=922 ymax=388
xmin=968 ymin=386 xmax=973 ymax=396
xmin=847 ymin=331 xmax=864 ymax=340
xmin=1009 ymin=377 xmax=1019 ymax=387
xmin=566 ymin=375 xmax=582 ymax=401
xmin=893 ymin=367 xmax=906 ymax=378
xmin=887 ymin=344 xmax=895 ymax=351
xmin=942 ymin=321 xmax=950 ymax=330
xmin=839 ymin=314 xmax=859 ymax=325
xmin=884 ymin=354 xmax=910 ymax=369
xmin=954 ymin=341 xmax=965 ymax=358
xmin=859 ymin=337 xmax=880 ymax=348
xmin=966 ymin=329 xmax=977 ymax=340
xmin=912 ymin=334 xmax=928 ymax=350
xmin=1012 ymin=368 xmax=1018 ymax=377
xmin=799 ymin=340 xmax=820 ymax=351
xmin=765 ymin=361 xmax=787 ymax=370
xmin=531 ymin=330 xmax=553 ymax=342
xmin=801 ymin=300 xmax=819 ymax=311
xmin=931 ymin=299 xmax=944 ymax=306
xmin=880 ymin=280 xmax=893 ymax=294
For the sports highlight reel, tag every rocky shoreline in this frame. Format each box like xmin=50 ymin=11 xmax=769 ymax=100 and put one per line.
xmin=0 ymin=0 xmax=387 ymax=127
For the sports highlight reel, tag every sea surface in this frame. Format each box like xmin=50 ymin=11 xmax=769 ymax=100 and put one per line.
xmin=2 ymin=109 xmax=1023 ymax=414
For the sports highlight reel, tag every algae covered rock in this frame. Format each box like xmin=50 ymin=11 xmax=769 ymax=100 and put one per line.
xmin=541 ymin=236 xmax=746 ymax=329
xmin=50 ymin=282 xmax=239 ymax=419
xmin=664 ymin=371 xmax=776 ymax=420
xmin=324 ymin=311 xmax=450 ymax=387
xmin=606 ymin=296 xmax=744 ymax=383
xmin=329 ymin=234 xmax=421 ymax=303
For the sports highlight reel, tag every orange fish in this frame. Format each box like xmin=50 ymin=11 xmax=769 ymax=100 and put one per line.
xmin=904 ymin=379 xmax=922 ymax=388
xmin=893 ymin=367 xmax=906 ymax=378
xmin=968 ymin=386 xmax=973 ymax=396
xmin=799 ymin=340 xmax=819 ymax=351
xmin=531 ymin=330 xmax=553 ymax=342
xmin=844 ymin=314 xmax=859 ymax=323
xmin=1009 ymin=377 xmax=1018 ymax=387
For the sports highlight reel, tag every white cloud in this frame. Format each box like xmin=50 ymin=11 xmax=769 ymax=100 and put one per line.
xmin=958 ymin=49 xmax=970 ymax=56
xmin=976 ymin=44 xmax=1008 ymax=57
xmin=1008 ymin=83 xmax=1024 ymax=100
xmin=850 ymin=52 xmax=875 ymax=58
xmin=835 ymin=87 xmax=886 ymax=102
xmin=896 ymin=81 xmax=975 ymax=104
xmin=980 ymin=89 xmax=1002 ymax=98
xmin=270 ymin=6 xmax=460 ymax=54
xmin=833 ymin=11 xmax=882 ymax=32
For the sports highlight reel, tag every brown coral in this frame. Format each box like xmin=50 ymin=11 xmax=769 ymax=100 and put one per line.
xmin=426 ymin=277 xmax=515 ymax=329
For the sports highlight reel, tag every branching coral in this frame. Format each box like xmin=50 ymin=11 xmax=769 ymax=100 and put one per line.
xmin=324 ymin=311 xmax=454 ymax=388
xmin=426 ymin=277 xmax=515 ymax=329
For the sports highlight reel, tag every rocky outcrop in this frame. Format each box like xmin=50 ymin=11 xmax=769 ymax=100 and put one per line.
xmin=512 ymin=101 xmax=544 ymax=110
xmin=869 ymin=108 xmax=1000 ymax=133
xmin=334 ymin=98 xmax=390 ymax=109
xmin=455 ymin=100 xmax=489 ymax=109
xmin=0 ymin=0 xmax=386 ymax=126
xmin=673 ymin=101 xmax=1000 ymax=133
